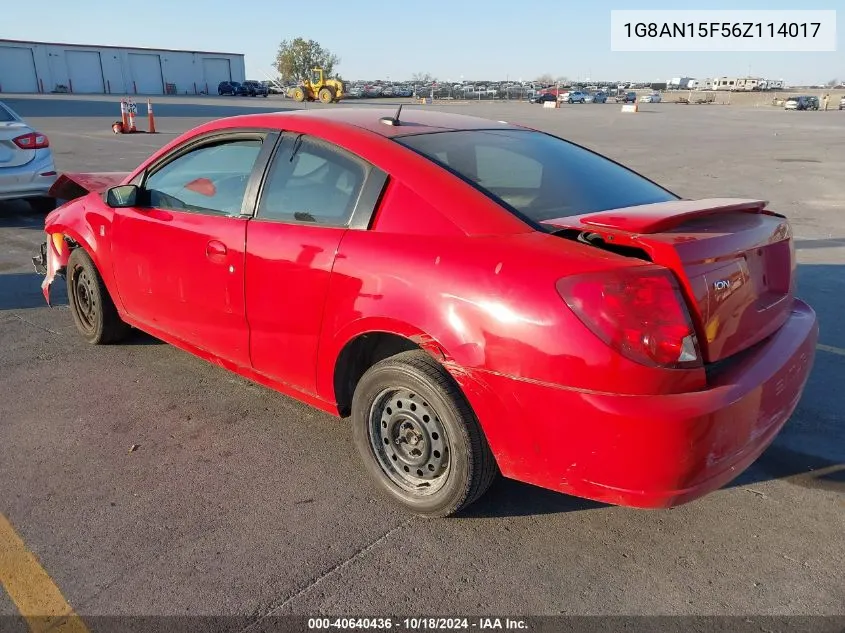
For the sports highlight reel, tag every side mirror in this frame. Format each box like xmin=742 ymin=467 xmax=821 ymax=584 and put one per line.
xmin=105 ymin=184 xmax=139 ymax=208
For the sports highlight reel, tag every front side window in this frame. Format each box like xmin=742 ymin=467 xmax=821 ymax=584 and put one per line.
xmin=143 ymin=138 xmax=263 ymax=215
xmin=256 ymin=135 xmax=367 ymax=226
xmin=397 ymin=129 xmax=677 ymax=224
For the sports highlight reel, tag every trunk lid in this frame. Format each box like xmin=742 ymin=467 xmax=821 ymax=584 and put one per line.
xmin=0 ymin=122 xmax=35 ymax=168
xmin=544 ymin=198 xmax=796 ymax=363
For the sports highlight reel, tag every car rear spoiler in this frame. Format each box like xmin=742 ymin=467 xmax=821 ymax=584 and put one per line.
xmin=48 ymin=172 xmax=132 ymax=203
xmin=543 ymin=198 xmax=779 ymax=235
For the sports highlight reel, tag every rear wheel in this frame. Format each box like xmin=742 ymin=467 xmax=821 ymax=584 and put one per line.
xmin=352 ymin=350 xmax=498 ymax=518
xmin=67 ymin=248 xmax=130 ymax=345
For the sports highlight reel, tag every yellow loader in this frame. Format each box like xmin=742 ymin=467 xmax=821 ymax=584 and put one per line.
xmin=289 ymin=68 xmax=345 ymax=104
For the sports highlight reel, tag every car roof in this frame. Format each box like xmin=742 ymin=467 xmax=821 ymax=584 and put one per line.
xmin=256 ymin=107 xmax=518 ymax=138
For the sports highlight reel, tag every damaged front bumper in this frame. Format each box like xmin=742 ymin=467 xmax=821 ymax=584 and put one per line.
xmin=32 ymin=241 xmax=48 ymax=275
xmin=32 ymin=238 xmax=66 ymax=306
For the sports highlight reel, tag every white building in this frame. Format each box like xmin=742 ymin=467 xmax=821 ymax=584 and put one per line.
xmin=0 ymin=39 xmax=245 ymax=96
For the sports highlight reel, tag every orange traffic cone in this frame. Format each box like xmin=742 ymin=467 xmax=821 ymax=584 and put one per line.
xmin=147 ymin=99 xmax=156 ymax=133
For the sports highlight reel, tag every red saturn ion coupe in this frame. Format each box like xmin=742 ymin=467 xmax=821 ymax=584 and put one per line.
xmin=33 ymin=107 xmax=818 ymax=517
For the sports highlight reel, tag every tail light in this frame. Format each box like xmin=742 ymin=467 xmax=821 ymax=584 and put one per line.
xmin=13 ymin=132 xmax=50 ymax=150
xmin=557 ymin=266 xmax=702 ymax=369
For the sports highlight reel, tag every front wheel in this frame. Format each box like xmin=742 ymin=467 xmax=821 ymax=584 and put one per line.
xmin=352 ymin=350 xmax=498 ymax=518
xmin=67 ymin=248 xmax=130 ymax=345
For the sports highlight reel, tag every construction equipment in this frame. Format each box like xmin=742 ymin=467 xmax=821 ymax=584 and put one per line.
xmin=289 ymin=68 xmax=344 ymax=104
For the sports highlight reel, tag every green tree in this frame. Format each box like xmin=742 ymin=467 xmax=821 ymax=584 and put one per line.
xmin=275 ymin=38 xmax=340 ymax=82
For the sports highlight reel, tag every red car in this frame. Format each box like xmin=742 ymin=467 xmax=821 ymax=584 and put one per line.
xmin=33 ymin=107 xmax=818 ymax=517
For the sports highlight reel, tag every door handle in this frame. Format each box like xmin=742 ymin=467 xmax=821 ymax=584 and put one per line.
xmin=206 ymin=240 xmax=228 ymax=259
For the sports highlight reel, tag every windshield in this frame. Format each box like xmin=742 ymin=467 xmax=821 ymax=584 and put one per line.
xmin=396 ymin=129 xmax=677 ymax=224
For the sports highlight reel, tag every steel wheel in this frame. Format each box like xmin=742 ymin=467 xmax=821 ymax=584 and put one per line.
xmin=368 ymin=388 xmax=450 ymax=495
xmin=351 ymin=350 xmax=498 ymax=517
xmin=70 ymin=263 xmax=99 ymax=336
xmin=66 ymin=248 xmax=130 ymax=345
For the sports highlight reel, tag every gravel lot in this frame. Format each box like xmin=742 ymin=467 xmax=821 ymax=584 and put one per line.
xmin=1 ymin=94 xmax=843 ymax=625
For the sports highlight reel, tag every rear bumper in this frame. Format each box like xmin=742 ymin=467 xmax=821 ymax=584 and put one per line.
xmin=0 ymin=154 xmax=57 ymax=201
xmin=463 ymin=300 xmax=818 ymax=508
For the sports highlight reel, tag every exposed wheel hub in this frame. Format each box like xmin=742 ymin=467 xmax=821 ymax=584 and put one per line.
xmin=73 ymin=268 xmax=98 ymax=331
xmin=369 ymin=389 xmax=450 ymax=494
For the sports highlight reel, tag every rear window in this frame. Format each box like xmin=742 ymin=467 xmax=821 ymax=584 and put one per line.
xmin=397 ymin=129 xmax=677 ymax=225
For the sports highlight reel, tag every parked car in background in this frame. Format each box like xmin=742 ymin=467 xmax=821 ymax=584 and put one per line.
xmin=0 ymin=100 xmax=57 ymax=212
xmin=242 ymin=80 xmax=269 ymax=97
xmin=566 ymin=91 xmax=588 ymax=104
xmin=261 ymin=81 xmax=284 ymax=95
xmin=589 ymin=91 xmax=608 ymax=103
xmin=529 ymin=92 xmax=557 ymax=104
xmin=616 ymin=91 xmax=637 ymax=103
xmin=784 ymin=95 xmax=819 ymax=111
xmin=218 ymin=81 xmax=249 ymax=96
xmin=640 ymin=92 xmax=662 ymax=103
xmin=839 ymin=95 xmax=845 ymax=110
xmin=33 ymin=108 xmax=818 ymax=518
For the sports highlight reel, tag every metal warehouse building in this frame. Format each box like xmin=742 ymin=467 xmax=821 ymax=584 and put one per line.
xmin=0 ymin=39 xmax=245 ymax=96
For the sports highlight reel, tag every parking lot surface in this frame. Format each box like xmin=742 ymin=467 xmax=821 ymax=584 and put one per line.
xmin=1 ymin=95 xmax=843 ymax=624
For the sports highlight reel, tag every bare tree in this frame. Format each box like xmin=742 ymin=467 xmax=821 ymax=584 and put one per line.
xmin=411 ymin=72 xmax=436 ymax=83
xmin=826 ymin=78 xmax=840 ymax=87
xmin=535 ymin=73 xmax=554 ymax=84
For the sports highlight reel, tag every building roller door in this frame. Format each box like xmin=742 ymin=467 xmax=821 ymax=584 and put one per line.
xmin=0 ymin=46 xmax=38 ymax=93
xmin=128 ymin=53 xmax=164 ymax=94
xmin=203 ymin=58 xmax=232 ymax=93
xmin=66 ymin=50 xmax=105 ymax=93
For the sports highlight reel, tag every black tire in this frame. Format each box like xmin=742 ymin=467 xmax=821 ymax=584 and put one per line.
xmin=66 ymin=248 xmax=130 ymax=345
xmin=351 ymin=350 xmax=498 ymax=518
xmin=28 ymin=197 xmax=56 ymax=214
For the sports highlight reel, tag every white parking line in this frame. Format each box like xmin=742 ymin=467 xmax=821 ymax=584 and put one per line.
xmin=817 ymin=343 xmax=845 ymax=357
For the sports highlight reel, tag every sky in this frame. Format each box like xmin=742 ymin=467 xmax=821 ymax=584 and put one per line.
xmin=3 ymin=0 xmax=842 ymax=84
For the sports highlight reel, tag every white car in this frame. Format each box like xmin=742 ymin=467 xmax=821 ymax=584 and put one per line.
xmin=0 ymin=100 xmax=57 ymax=212
xmin=639 ymin=92 xmax=663 ymax=103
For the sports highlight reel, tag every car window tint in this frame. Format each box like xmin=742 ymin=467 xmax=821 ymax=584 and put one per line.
xmin=257 ymin=135 xmax=366 ymax=226
xmin=398 ymin=129 xmax=677 ymax=223
xmin=144 ymin=139 xmax=262 ymax=215
xmin=476 ymin=145 xmax=541 ymax=190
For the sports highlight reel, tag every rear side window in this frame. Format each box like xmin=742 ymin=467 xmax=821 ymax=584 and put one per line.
xmin=397 ymin=129 xmax=677 ymax=225
xmin=256 ymin=135 xmax=367 ymax=226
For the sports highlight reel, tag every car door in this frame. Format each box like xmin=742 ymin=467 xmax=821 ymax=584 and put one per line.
xmin=244 ymin=132 xmax=387 ymax=395
xmin=111 ymin=130 xmax=275 ymax=367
